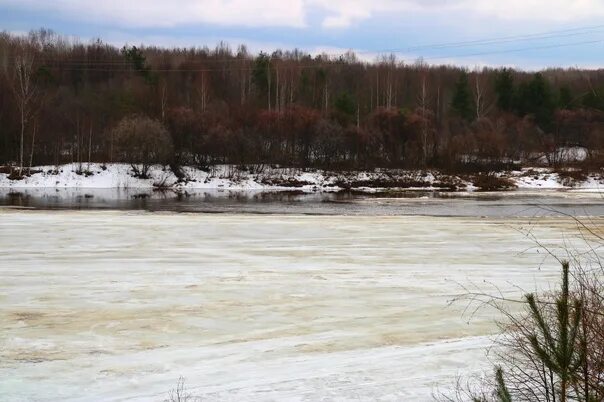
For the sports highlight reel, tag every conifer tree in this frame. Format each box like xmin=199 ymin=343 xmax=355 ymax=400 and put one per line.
xmin=451 ymin=72 xmax=474 ymax=122
xmin=495 ymin=367 xmax=512 ymax=402
xmin=558 ymin=87 xmax=573 ymax=109
xmin=525 ymin=261 xmax=584 ymax=402
xmin=515 ymin=73 xmax=555 ymax=131
xmin=494 ymin=68 xmax=515 ymax=112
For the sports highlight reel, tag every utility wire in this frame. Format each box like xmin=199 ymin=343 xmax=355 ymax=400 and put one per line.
xmin=423 ymin=38 xmax=604 ymax=60
xmin=359 ymin=24 xmax=604 ymax=54
xmin=10 ymin=23 xmax=604 ymax=65
xmin=5 ymin=25 xmax=603 ymax=71
xmin=21 ymin=39 xmax=601 ymax=72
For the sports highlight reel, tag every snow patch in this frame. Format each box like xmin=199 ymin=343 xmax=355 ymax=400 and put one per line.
xmin=1 ymin=163 xmax=603 ymax=193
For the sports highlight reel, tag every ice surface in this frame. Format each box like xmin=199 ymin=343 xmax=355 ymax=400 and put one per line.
xmin=3 ymin=187 xmax=604 ymax=217
xmin=0 ymin=211 xmax=590 ymax=401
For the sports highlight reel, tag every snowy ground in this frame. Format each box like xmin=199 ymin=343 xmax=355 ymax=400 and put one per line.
xmin=0 ymin=211 xmax=587 ymax=401
xmin=1 ymin=163 xmax=603 ymax=192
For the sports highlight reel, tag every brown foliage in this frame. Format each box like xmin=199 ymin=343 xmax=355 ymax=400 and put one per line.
xmin=112 ymin=115 xmax=173 ymax=177
xmin=472 ymin=172 xmax=516 ymax=191
xmin=1 ymin=30 xmax=603 ymax=171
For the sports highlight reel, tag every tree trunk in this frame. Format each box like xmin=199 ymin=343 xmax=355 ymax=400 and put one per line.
xmin=275 ymin=68 xmax=279 ymax=113
xmin=161 ymin=84 xmax=167 ymax=121
xmin=375 ymin=71 xmax=379 ymax=108
xmin=267 ymin=61 xmax=271 ymax=112
xmin=19 ymin=101 xmax=25 ymax=176
xmin=323 ymin=81 xmax=329 ymax=113
xmin=77 ymin=115 xmax=82 ymax=172
xmin=88 ymin=124 xmax=93 ymax=172
xmin=28 ymin=120 xmax=36 ymax=174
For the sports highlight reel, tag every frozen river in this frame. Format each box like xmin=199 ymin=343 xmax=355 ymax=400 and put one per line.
xmin=3 ymin=187 xmax=604 ymax=217
xmin=0 ymin=206 xmax=599 ymax=401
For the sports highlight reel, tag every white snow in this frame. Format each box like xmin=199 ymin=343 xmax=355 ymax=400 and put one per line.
xmin=1 ymin=163 xmax=603 ymax=193
xmin=533 ymin=146 xmax=589 ymax=165
xmin=0 ymin=164 xmax=333 ymax=191
xmin=510 ymin=168 xmax=604 ymax=191
xmin=0 ymin=211 xmax=583 ymax=401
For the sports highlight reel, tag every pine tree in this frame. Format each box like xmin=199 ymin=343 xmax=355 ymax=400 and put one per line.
xmin=451 ymin=72 xmax=474 ymax=122
xmin=558 ymin=87 xmax=573 ymax=109
xmin=121 ymin=46 xmax=156 ymax=85
xmin=252 ymin=53 xmax=272 ymax=110
xmin=495 ymin=367 xmax=512 ymax=402
xmin=494 ymin=68 xmax=515 ymax=112
xmin=334 ymin=91 xmax=356 ymax=125
xmin=515 ymin=73 xmax=555 ymax=131
xmin=583 ymin=88 xmax=604 ymax=111
xmin=525 ymin=261 xmax=584 ymax=402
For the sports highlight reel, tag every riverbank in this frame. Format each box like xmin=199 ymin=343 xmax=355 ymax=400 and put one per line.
xmin=1 ymin=163 xmax=603 ymax=193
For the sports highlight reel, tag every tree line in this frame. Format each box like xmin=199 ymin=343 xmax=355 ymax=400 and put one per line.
xmin=1 ymin=29 xmax=603 ymax=176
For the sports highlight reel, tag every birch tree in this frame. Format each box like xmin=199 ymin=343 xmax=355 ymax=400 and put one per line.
xmin=473 ymin=68 xmax=495 ymax=120
xmin=12 ymin=43 xmax=37 ymax=176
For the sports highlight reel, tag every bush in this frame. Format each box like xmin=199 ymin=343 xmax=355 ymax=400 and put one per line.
xmin=112 ymin=115 xmax=174 ymax=178
xmin=556 ymin=168 xmax=588 ymax=187
xmin=445 ymin=221 xmax=604 ymax=402
xmin=472 ymin=173 xmax=516 ymax=191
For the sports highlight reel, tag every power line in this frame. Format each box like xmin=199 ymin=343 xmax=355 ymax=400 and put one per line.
xmin=361 ymin=24 xmax=604 ymax=54
xmin=26 ymin=39 xmax=602 ymax=72
xmin=29 ymin=26 xmax=604 ymax=66
xmin=51 ymin=24 xmax=604 ymax=59
xmin=5 ymin=26 xmax=603 ymax=71
xmin=424 ymin=38 xmax=604 ymax=61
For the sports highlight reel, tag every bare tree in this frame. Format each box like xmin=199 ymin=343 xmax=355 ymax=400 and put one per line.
xmin=87 ymin=123 xmax=93 ymax=172
xmin=165 ymin=377 xmax=196 ymax=402
xmin=473 ymin=68 xmax=494 ymax=120
xmin=28 ymin=120 xmax=36 ymax=174
xmin=12 ymin=42 xmax=38 ymax=176
xmin=195 ymin=71 xmax=208 ymax=112
xmin=418 ymin=73 xmax=430 ymax=166
xmin=267 ymin=58 xmax=272 ymax=112
xmin=112 ymin=115 xmax=174 ymax=178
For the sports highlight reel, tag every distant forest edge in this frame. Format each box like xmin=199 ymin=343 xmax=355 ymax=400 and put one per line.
xmin=1 ymin=29 xmax=603 ymax=179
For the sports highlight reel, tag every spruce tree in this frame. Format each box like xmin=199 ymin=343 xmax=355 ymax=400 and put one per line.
xmin=494 ymin=68 xmax=515 ymax=112
xmin=558 ymin=87 xmax=573 ymax=109
xmin=525 ymin=261 xmax=584 ymax=402
xmin=515 ymin=73 xmax=555 ymax=131
xmin=493 ymin=367 xmax=513 ymax=402
xmin=583 ymin=88 xmax=604 ymax=111
xmin=252 ymin=52 xmax=271 ymax=96
xmin=451 ymin=71 xmax=474 ymax=122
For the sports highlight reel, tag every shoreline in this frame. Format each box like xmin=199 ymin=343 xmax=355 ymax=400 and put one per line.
xmin=1 ymin=163 xmax=603 ymax=193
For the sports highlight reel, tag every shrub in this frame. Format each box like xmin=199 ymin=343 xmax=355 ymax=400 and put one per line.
xmin=112 ymin=115 xmax=174 ymax=178
xmin=472 ymin=173 xmax=516 ymax=191
xmin=445 ymin=229 xmax=604 ymax=402
xmin=555 ymin=168 xmax=588 ymax=187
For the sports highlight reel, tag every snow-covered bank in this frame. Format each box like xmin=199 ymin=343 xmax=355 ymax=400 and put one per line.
xmin=1 ymin=163 xmax=603 ymax=193
xmin=0 ymin=163 xmax=462 ymax=192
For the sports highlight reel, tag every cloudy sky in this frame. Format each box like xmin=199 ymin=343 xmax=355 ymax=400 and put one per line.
xmin=1 ymin=0 xmax=603 ymax=69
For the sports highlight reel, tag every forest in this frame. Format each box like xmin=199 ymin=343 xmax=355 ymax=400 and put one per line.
xmin=1 ymin=29 xmax=603 ymax=176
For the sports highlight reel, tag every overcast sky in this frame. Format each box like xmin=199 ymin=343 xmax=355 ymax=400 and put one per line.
xmin=1 ymin=0 xmax=603 ymax=69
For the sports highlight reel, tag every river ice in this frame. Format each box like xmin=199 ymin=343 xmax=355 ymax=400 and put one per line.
xmin=0 ymin=211 xmax=584 ymax=401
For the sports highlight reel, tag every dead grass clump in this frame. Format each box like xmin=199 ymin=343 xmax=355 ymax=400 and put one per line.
xmin=472 ymin=173 xmax=516 ymax=191
xmin=556 ymin=167 xmax=588 ymax=187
